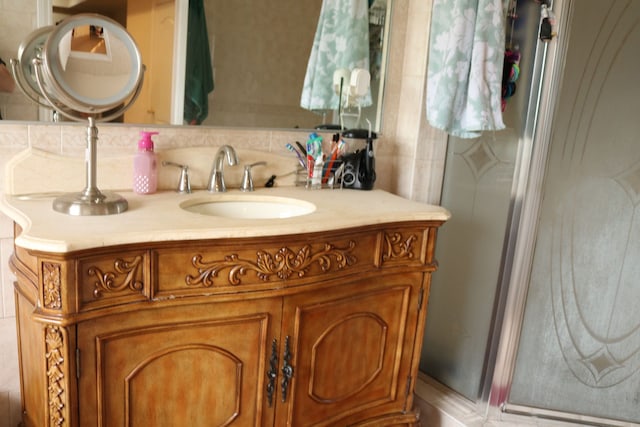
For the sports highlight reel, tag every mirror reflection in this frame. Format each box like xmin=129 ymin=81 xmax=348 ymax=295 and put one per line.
xmin=69 ymin=25 xmax=107 ymax=54
xmin=16 ymin=0 xmax=391 ymax=131
xmin=51 ymin=23 xmax=135 ymax=105
xmin=11 ymin=12 xmax=145 ymax=119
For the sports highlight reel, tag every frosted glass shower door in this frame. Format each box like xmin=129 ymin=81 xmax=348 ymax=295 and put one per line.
xmin=508 ymin=0 xmax=640 ymax=423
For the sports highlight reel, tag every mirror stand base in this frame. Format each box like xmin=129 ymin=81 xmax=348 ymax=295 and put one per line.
xmin=53 ymin=191 xmax=128 ymax=216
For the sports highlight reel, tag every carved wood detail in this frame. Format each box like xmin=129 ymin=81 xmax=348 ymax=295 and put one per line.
xmin=88 ymin=256 xmax=144 ymax=298
xmin=381 ymin=232 xmax=417 ymax=263
xmin=43 ymin=262 xmax=62 ymax=310
xmin=186 ymin=241 xmax=357 ymax=287
xmin=45 ymin=325 xmax=65 ymax=427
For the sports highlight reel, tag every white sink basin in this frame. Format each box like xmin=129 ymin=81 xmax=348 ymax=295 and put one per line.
xmin=180 ymin=195 xmax=316 ymax=219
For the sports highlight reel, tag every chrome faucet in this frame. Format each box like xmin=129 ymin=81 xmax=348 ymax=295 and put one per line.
xmin=208 ymin=145 xmax=238 ymax=192
xmin=240 ymin=161 xmax=267 ymax=192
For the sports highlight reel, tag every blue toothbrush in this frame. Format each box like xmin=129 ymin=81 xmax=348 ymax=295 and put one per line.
xmin=285 ymin=143 xmax=307 ymax=169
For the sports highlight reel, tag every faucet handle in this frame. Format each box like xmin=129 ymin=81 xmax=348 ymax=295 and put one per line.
xmin=240 ymin=161 xmax=267 ymax=192
xmin=162 ymin=161 xmax=191 ymax=194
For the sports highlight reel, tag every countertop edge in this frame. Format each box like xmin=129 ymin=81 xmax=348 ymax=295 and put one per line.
xmin=2 ymin=188 xmax=451 ymax=254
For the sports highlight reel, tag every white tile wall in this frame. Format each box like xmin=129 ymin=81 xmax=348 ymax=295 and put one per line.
xmin=1 ymin=1 xmax=37 ymax=423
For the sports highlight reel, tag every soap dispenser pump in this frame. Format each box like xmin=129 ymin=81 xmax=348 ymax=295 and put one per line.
xmin=133 ymin=131 xmax=159 ymax=194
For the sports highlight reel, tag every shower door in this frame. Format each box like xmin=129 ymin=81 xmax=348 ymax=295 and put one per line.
xmin=420 ymin=0 xmax=543 ymax=402
xmin=503 ymin=0 xmax=640 ymax=423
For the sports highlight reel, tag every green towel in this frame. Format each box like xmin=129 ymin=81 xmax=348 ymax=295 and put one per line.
xmin=184 ymin=0 xmax=214 ymax=125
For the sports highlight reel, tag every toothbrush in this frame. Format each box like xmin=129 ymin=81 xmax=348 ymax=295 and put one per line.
xmin=323 ymin=139 xmax=339 ymax=183
xmin=285 ymin=143 xmax=307 ymax=169
xmin=295 ymin=141 xmax=307 ymax=157
xmin=306 ymin=140 xmax=315 ymax=178
xmin=305 ymin=136 xmax=322 ymax=180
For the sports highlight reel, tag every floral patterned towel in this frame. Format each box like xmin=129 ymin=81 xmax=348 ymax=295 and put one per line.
xmin=426 ymin=0 xmax=507 ymax=138
xmin=301 ymin=0 xmax=372 ymax=111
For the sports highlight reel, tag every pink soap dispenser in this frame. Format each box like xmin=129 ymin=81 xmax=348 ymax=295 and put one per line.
xmin=133 ymin=131 xmax=159 ymax=194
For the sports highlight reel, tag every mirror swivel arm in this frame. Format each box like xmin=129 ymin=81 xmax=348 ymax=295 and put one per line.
xmin=10 ymin=59 xmax=50 ymax=109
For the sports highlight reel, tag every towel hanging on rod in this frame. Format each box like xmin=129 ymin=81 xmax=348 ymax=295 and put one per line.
xmin=426 ymin=0 xmax=508 ymax=138
xmin=184 ymin=0 xmax=214 ymax=125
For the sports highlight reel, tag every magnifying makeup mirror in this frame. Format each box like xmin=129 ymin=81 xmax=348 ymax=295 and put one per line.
xmin=12 ymin=14 xmax=145 ymax=215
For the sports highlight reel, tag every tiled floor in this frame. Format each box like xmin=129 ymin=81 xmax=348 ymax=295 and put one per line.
xmin=413 ymin=376 xmax=633 ymax=427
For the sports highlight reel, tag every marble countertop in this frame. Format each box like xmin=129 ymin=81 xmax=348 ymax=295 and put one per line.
xmin=1 ymin=187 xmax=451 ymax=253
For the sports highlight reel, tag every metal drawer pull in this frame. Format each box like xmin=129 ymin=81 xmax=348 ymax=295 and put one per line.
xmin=281 ymin=335 xmax=294 ymax=402
xmin=266 ymin=339 xmax=278 ymax=407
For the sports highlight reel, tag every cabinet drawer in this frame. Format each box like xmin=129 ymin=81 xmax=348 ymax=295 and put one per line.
xmin=377 ymin=225 xmax=438 ymax=269
xmin=154 ymin=231 xmax=379 ymax=298
xmin=77 ymin=250 xmax=150 ymax=311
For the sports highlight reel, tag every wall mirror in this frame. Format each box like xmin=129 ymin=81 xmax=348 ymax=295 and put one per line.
xmin=33 ymin=0 xmax=392 ymax=131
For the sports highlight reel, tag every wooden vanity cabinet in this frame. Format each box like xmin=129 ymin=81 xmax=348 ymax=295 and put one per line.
xmin=11 ymin=222 xmax=443 ymax=427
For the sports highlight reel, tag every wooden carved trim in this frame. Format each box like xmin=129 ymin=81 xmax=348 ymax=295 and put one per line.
xmin=45 ymin=325 xmax=65 ymax=427
xmin=381 ymin=232 xmax=418 ymax=263
xmin=88 ymin=256 xmax=144 ymax=298
xmin=186 ymin=241 xmax=357 ymax=287
xmin=43 ymin=262 xmax=62 ymax=310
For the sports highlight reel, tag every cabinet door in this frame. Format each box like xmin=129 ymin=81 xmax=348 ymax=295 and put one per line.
xmin=278 ymin=273 xmax=422 ymax=426
xmin=77 ymin=298 xmax=282 ymax=427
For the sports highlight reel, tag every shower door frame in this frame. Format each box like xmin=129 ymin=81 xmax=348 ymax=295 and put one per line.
xmin=485 ymin=1 xmax=640 ymax=425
